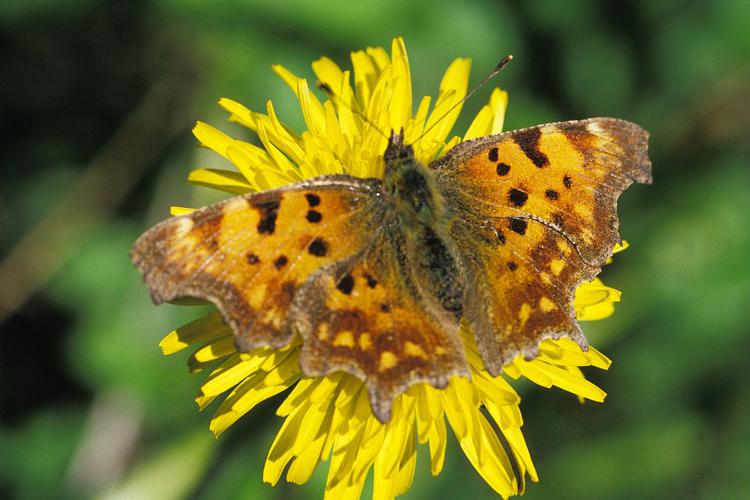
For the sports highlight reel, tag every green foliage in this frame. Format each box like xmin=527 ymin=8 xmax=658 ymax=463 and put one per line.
xmin=1 ymin=0 xmax=748 ymax=499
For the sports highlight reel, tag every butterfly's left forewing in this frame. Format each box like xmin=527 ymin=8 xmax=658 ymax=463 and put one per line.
xmin=432 ymin=118 xmax=652 ymax=374
xmin=131 ymin=175 xmax=384 ymax=351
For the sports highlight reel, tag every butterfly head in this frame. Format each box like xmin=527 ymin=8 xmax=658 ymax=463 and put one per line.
xmin=383 ymin=129 xmax=415 ymax=168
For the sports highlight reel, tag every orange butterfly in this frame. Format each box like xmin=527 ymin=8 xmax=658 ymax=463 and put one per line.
xmin=132 ymin=114 xmax=651 ymax=422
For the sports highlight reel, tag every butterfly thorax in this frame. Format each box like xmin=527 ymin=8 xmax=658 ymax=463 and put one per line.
xmin=383 ymin=131 xmax=447 ymax=229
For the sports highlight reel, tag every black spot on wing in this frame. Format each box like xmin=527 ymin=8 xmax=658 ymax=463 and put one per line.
xmin=274 ymin=255 xmax=288 ymax=269
xmin=337 ymin=274 xmax=355 ymax=295
xmin=507 ymin=261 xmax=518 ymax=271
xmin=495 ymin=228 xmax=506 ymax=244
xmin=545 ymin=189 xmax=559 ymax=200
xmin=306 ymin=210 xmax=322 ymax=223
xmin=509 ymin=188 xmax=528 ymax=207
xmin=365 ymin=273 xmax=378 ymax=288
xmin=308 ymin=238 xmax=328 ymax=257
xmin=305 ymin=193 xmax=321 ymax=207
xmin=252 ymin=197 xmax=281 ymax=235
xmin=488 ymin=147 xmax=499 ymax=162
xmin=514 ymin=127 xmax=549 ymax=168
xmin=496 ymin=163 xmax=511 ymax=176
xmin=246 ymin=253 xmax=260 ymax=265
xmin=563 ymin=175 xmax=573 ymax=188
xmin=509 ymin=218 xmax=528 ymax=235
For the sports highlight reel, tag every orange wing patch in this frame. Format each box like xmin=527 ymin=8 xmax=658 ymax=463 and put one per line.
xmin=292 ymin=236 xmax=468 ymax=423
xmin=436 ymin=118 xmax=651 ymax=264
xmin=433 ymin=118 xmax=651 ymax=374
xmin=460 ymin=215 xmax=596 ymax=374
xmin=131 ymin=176 xmax=383 ymax=352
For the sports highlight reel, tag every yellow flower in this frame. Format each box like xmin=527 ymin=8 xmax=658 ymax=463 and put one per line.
xmin=161 ymin=38 xmax=622 ymax=499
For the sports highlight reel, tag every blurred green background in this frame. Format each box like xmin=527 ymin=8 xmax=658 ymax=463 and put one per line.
xmin=2 ymin=0 xmax=749 ymax=499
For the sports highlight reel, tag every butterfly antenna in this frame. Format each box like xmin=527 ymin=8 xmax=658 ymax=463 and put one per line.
xmin=316 ymin=81 xmax=390 ymax=140
xmin=416 ymin=54 xmax=513 ymax=144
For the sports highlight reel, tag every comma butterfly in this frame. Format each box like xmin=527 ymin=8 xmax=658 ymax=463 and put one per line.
xmin=132 ymin=76 xmax=652 ymax=422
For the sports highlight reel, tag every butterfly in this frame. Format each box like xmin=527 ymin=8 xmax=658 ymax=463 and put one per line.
xmin=131 ymin=118 xmax=652 ymax=422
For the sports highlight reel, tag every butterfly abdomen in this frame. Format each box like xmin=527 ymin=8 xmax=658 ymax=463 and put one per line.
xmin=410 ymin=225 xmax=464 ymax=318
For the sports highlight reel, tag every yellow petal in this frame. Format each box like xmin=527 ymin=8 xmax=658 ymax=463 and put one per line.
xmin=169 ymin=206 xmax=195 ymax=216
xmin=255 ymin=121 xmax=298 ymax=179
xmin=488 ymin=87 xmax=508 ymax=134
xmin=350 ymin=49 xmax=378 ymax=112
xmin=406 ymin=95 xmax=431 ymax=143
xmin=367 ymin=45 xmax=390 ymax=71
xmin=464 ymin=87 xmax=508 ymax=140
xmin=613 ymin=240 xmax=629 ymax=253
xmin=275 ymin=378 xmax=317 ymax=417
xmin=419 ymin=58 xmax=471 ymax=157
xmin=210 ymin=351 xmax=301 ymax=436
xmin=427 ymin=416 xmax=447 ymax=475
xmin=224 ymin=144 xmax=286 ymax=191
xmin=375 ymin=420 xmax=407 ymax=480
xmin=540 ymin=338 xmax=612 ymax=369
xmin=159 ymin=313 xmax=230 ymax=355
xmin=575 ymin=279 xmax=622 ymax=321
xmin=285 ymin=403 xmax=333 ymax=484
xmin=327 ymin=396 xmax=370 ymax=489
xmin=266 ymin=399 xmax=330 ymax=485
xmin=296 ymin=78 xmax=327 ymax=136
xmin=264 ymin=101 xmax=306 ymax=165
xmin=388 ymin=37 xmax=412 ymax=130
xmin=199 ymin=348 xmax=273 ymax=399
xmin=311 ymin=56 xmax=345 ymax=94
xmin=463 ymin=103 xmax=495 ymax=141
xmin=187 ymin=168 xmax=254 ymax=195
xmin=321 ymin=379 xmax=364 ymax=460
xmin=189 ymin=336 xmax=236 ymax=365
xmin=218 ymin=97 xmax=259 ymax=131
xmin=391 ymin=422 xmax=417 ymax=496
xmin=518 ymin=358 xmax=607 ymax=402
xmin=192 ymin=121 xmax=234 ymax=159
xmin=271 ymin=64 xmax=302 ymax=96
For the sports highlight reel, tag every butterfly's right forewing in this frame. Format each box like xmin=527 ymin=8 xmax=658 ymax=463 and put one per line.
xmin=433 ymin=118 xmax=651 ymax=374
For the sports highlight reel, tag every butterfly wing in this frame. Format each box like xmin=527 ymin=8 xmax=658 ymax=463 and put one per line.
xmin=291 ymin=219 xmax=468 ymax=422
xmin=132 ymin=174 xmax=469 ymax=421
xmin=131 ymin=175 xmax=386 ymax=351
xmin=431 ymin=118 xmax=652 ymax=375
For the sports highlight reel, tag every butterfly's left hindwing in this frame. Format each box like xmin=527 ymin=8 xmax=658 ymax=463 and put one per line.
xmin=292 ymin=221 xmax=468 ymax=422
xmin=432 ymin=118 xmax=652 ymax=374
